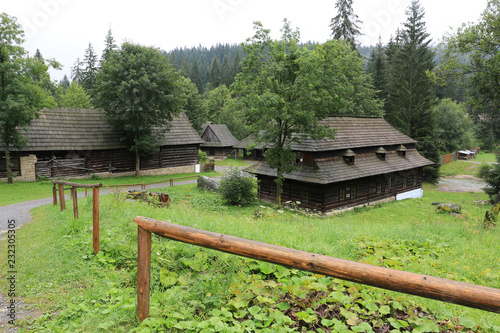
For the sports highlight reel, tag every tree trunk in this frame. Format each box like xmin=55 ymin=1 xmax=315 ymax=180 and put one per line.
xmin=275 ymin=169 xmax=283 ymax=209
xmin=276 ymin=181 xmax=282 ymax=208
xmin=135 ymin=147 xmax=140 ymax=177
xmin=5 ymin=143 xmax=13 ymax=184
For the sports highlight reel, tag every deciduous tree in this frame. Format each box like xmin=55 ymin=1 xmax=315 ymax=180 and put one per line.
xmin=0 ymin=13 xmax=52 ymax=183
xmin=95 ymin=43 xmax=185 ymax=176
xmin=60 ymin=82 xmax=92 ymax=109
xmin=233 ymin=20 xmax=341 ymax=207
xmin=441 ymin=0 xmax=500 ymax=139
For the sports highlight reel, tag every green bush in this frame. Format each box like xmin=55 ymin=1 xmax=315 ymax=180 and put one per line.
xmin=219 ymin=167 xmax=257 ymax=206
xmin=477 ymin=163 xmax=492 ymax=180
xmin=198 ymin=150 xmax=209 ymax=164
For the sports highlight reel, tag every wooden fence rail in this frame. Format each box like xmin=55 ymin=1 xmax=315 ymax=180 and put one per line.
xmin=53 ymin=180 xmax=102 ymax=254
xmin=52 ymin=176 xmax=200 ymax=255
xmin=133 ymin=216 xmax=500 ymax=322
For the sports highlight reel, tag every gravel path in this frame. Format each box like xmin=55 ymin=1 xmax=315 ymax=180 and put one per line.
xmin=0 ymin=178 xmax=206 ymax=332
xmin=0 ymin=162 xmax=248 ymax=331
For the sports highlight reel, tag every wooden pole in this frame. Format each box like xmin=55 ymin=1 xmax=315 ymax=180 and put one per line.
xmin=58 ymin=184 xmax=66 ymax=211
xmin=93 ymin=187 xmax=99 ymax=254
xmin=71 ymin=187 xmax=79 ymax=219
xmin=53 ymin=184 xmax=58 ymax=206
xmin=133 ymin=216 xmax=500 ymax=314
xmin=137 ymin=225 xmax=151 ymax=322
xmin=85 ymin=188 xmax=88 ymax=197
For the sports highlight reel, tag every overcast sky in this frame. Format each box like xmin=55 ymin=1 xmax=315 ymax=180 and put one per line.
xmin=4 ymin=0 xmax=489 ymax=82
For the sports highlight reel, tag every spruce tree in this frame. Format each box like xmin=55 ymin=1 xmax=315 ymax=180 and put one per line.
xmin=231 ymin=50 xmax=241 ymax=80
xmin=221 ymin=55 xmax=232 ymax=87
xmin=329 ymin=0 xmax=362 ymax=49
xmin=190 ymin=58 xmax=204 ymax=94
xmin=386 ymin=0 xmax=439 ymax=182
xmin=81 ymin=43 xmax=99 ymax=93
xmin=366 ymin=37 xmax=387 ymax=102
xmin=71 ymin=57 xmax=83 ymax=85
xmin=180 ymin=56 xmax=190 ymax=77
xmin=101 ymin=28 xmax=117 ymax=63
xmin=209 ymin=56 xmax=221 ymax=88
xmin=60 ymin=74 xmax=70 ymax=90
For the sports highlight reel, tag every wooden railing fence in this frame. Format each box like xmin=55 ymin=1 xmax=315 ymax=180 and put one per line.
xmin=53 ymin=181 xmax=102 ymax=254
xmin=133 ymin=216 xmax=500 ymax=322
xmin=52 ymin=176 xmax=200 ymax=254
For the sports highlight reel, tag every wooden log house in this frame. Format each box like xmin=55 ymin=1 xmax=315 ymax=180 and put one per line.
xmin=0 ymin=108 xmax=203 ymax=181
xmin=200 ymin=124 xmax=239 ymax=157
xmin=248 ymin=117 xmax=434 ymax=213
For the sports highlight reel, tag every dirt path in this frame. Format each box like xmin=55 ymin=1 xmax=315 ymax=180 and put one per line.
xmin=437 ymin=175 xmax=486 ymax=192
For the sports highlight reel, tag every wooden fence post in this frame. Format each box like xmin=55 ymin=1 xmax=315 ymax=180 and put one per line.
xmin=93 ymin=187 xmax=100 ymax=254
xmin=137 ymin=225 xmax=152 ymax=322
xmin=169 ymin=179 xmax=173 ymax=187
xmin=53 ymin=184 xmax=58 ymax=206
xmin=71 ymin=187 xmax=79 ymax=219
xmin=58 ymin=184 xmax=66 ymax=211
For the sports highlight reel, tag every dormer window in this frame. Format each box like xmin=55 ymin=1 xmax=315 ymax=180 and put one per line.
xmin=342 ymin=149 xmax=355 ymax=165
xmin=396 ymin=145 xmax=407 ymax=158
xmin=375 ymin=147 xmax=387 ymax=161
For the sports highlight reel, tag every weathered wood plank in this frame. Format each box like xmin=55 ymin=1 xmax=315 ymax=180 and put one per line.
xmin=137 ymin=225 xmax=151 ymax=322
xmin=134 ymin=216 xmax=500 ymax=314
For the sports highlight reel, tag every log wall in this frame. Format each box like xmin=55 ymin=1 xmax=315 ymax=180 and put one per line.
xmin=0 ymin=153 xmax=21 ymax=178
xmin=258 ymin=168 xmax=423 ymax=213
xmin=24 ymin=144 xmax=199 ymax=180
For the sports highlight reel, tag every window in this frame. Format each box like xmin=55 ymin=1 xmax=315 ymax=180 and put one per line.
xmin=339 ymin=187 xmax=346 ymax=201
xmin=350 ymin=186 xmax=357 ymax=199
xmin=376 ymin=182 xmax=381 ymax=194
xmin=403 ymin=177 xmax=407 ymax=188
xmin=342 ymin=149 xmax=356 ymax=166
xmin=397 ymin=145 xmax=407 ymax=158
xmin=375 ymin=147 xmax=387 ymax=161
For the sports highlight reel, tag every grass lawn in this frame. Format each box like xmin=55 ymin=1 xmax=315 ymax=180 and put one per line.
xmin=440 ymin=160 xmax=482 ymax=177
xmin=214 ymin=158 xmax=254 ymax=167
xmin=1 ymin=182 xmax=498 ymax=332
xmin=0 ymin=170 xmax=220 ymax=207
xmin=474 ymin=152 xmax=497 ymax=163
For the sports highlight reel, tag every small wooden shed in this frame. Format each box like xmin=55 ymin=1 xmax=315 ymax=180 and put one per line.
xmin=0 ymin=108 xmax=203 ymax=181
xmin=200 ymin=124 xmax=239 ymax=157
xmin=247 ymin=116 xmax=434 ymax=213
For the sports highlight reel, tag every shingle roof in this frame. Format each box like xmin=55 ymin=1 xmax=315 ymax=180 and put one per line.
xmin=2 ymin=108 xmax=202 ymax=152
xmin=248 ymin=150 xmax=433 ymax=184
xmin=291 ymin=116 xmax=416 ymax=152
xmin=234 ymin=132 xmax=267 ymax=149
xmin=200 ymin=124 xmax=239 ymax=148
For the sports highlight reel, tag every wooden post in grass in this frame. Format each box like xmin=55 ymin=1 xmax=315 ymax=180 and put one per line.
xmin=71 ymin=187 xmax=79 ymax=219
xmin=53 ymin=184 xmax=57 ymax=205
xmin=137 ymin=225 xmax=152 ymax=322
xmin=93 ymin=187 xmax=100 ymax=254
xmin=133 ymin=216 xmax=500 ymax=317
xmin=58 ymin=184 xmax=65 ymax=211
